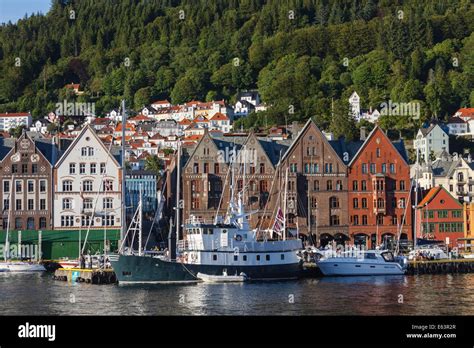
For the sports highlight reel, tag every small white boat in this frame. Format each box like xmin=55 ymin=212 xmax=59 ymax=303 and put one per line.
xmin=197 ymin=270 xmax=247 ymax=283
xmin=0 ymin=261 xmax=46 ymax=272
xmin=317 ymin=250 xmax=407 ymax=276
xmin=58 ymin=259 xmax=80 ymax=269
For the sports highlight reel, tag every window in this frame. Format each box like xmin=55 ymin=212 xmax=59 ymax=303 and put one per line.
xmin=370 ymin=163 xmax=376 ymax=174
xmin=256 ymin=255 xmax=261 ymax=261
xmin=336 ymin=180 xmax=343 ymax=190
xmin=214 ymin=163 xmax=219 ymax=174
xmin=400 ymin=181 xmax=406 ymax=190
xmin=265 ymin=255 xmax=270 ymax=261
xmin=260 ymin=180 xmax=268 ymax=192
xmin=290 ymin=163 xmax=297 ymax=173
xmin=90 ymin=163 xmax=96 ymax=174
xmin=103 ymin=198 xmax=113 ymax=209
xmin=100 ymin=163 xmax=106 ymax=174
xmin=452 ymin=210 xmax=462 ymax=218
xmin=330 ymin=196 xmax=339 ymax=209
xmin=281 ymin=254 xmax=285 ymax=260
xmin=11 ymin=164 xmax=17 ymax=173
xmin=191 ymin=195 xmax=199 ymax=209
xmin=63 ymin=180 xmax=72 ymax=192
xmin=15 ymin=181 xmax=22 ymax=193
xmin=313 ymin=180 xmax=319 ymax=191
xmin=362 ymin=215 xmax=368 ymax=225
xmin=353 ymin=215 xmax=359 ymax=225
xmin=376 ymin=148 xmax=381 ymax=158
xmin=69 ymin=163 xmax=76 ymax=174
xmin=81 ymin=147 xmax=94 ymax=156
xmin=83 ymin=180 xmax=93 ymax=192
xmin=311 ymin=197 xmax=317 ymax=208
xmin=27 ymin=180 xmax=34 ymax=193
xmin=3 ymin=199 xmax=9 ymax=210
xmin=83 ymin=198 xmax=93 ymax=210
xmin=39 ymin=180 xmax=46 ymax=192
xmin=313 ymin=164 xmax=319 ymax=173
xmin=15 ymin=199 xmax=22 ymax=210
xmin=203 ymin=163 xmax=209 ymax=174
xmin=103 ymin=180 xmax=113 ymax=192
xmin=353 ymin=198 xmax=359 ymax=208
xmin=39 ymin=217 xmax=46 ymax=229
xmin=243 ymin=255 xmax=247 ymax=261
xmin=15 ymin=217 xmax=22 ymax=229
xmin=61 ymin=216 xmax=74 ymax=227
xmin=330 ymin=215 xmax=340 ymax=226
xmin=399 ymin=198 xmax=406 ymax=209
xmin=63 ymin=198 xmax=72 ymax=210
xmin=80 ymin=163 xmax=86 ymax=174
xmin=361 ymin=163 xmax=367 ymax=174
xmin=381 ymin=163 xmax=386 ymax=173
xmin=390 ymin=163 xmax=395 ymax=174
xmin=101 ymin=215 xmax=115 ymax=226
xmin=353 ymin=181 xmax=358 ymax=191
xmin=260 ymin=163 xmax=265 ymax=174
xmin=392 ymin=216 xmax=398 ymax=225
xmin=325 ymin=163 xmax=333 ymax=173
xmin=361 ymin=180 xmax=367 ymax=191
xmin=81 ymin=215 xmax=94 ymax=227
xmin=32 ymin=164 xmax=38 ymax=174
xmin=438 ymin=210 xmax=448 ymax=218
xmin=327 ymin=180 xmax=333 ymax=191
xmin=22 ymin=164 xmax=28 ymax=173
xmin=40 ymin=199 xmax=46 ymax=210
xmin=377 ymin=198 xmax=385 ymax=208
xmin=234 ymin=255 xmax=238 ymax=261
xmin=193 ymin=163 xmax=199 ymax=174
xmin=3 ymin=181 xmax=9 ymax=193
xmin=28 ymin=199 xmax=34 ymax=210
xmin=213 ymin=255 xmax=217 ymax=261
xmin=361 ymin=198 xmax=367 ymax=209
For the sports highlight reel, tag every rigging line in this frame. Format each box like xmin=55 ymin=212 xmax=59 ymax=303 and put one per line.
xmin=143 ymin=179 xmax=167 ymax=251
xmin=119 ymin=199 xmax=141 ymax=253
xmin=214 ymin=155 xmax=231 ymax=224
xmin=256 ymin=162 xmax=278 ymax=236
xmin=395 ymin=178 xmax=414 ymax=255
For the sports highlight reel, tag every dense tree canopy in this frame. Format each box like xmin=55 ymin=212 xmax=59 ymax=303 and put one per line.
xmin=0 ymin=0 xmax=472 ymax=135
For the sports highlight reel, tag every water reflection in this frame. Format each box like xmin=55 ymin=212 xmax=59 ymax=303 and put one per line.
xmin=0 ymin=274 xmax=474 ymax=315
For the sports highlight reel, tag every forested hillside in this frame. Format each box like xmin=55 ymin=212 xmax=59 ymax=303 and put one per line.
xmin=0 ymin=0 xmax=472 ymax=138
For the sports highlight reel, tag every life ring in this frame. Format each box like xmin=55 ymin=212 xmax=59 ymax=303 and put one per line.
xmin=235 ymin=234 xmax=242 ymax=242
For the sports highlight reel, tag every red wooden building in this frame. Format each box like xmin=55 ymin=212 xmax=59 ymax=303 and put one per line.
xmin=415 ymin=186 xmax=464 ymax=248
xmin=348 ymin=126 xmax=412 ymax=249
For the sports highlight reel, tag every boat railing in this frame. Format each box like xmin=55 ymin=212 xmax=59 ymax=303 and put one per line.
xmin=185 ymin=217 xmax=215 ymax=225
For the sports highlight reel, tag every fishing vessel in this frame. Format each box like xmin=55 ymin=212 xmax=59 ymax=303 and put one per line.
xmin=110 ymin=138 xmax=303 ymax=284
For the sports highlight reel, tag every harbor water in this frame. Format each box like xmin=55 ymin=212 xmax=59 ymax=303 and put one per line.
xmin=1 ymin=273 xmax=474 ymax=315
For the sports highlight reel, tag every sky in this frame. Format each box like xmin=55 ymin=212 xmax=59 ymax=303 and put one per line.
xmin=0 ymin=0 xmax=51 ymax=24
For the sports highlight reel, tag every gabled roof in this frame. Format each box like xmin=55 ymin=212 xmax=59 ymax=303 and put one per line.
xmin=417 ymin=186 xmax=462 ymax=208
xmin=348 ymin=125 xmax=409 ymax=166
xmin=55 ymin=125 xmax=121 ymax=168
xmin=455 ymin=108 xmax=474 ymax=118
xmin=210 ymin=112 xmax=229 ymax=121
xmin=151 ymin=99 xmax=170 ymax=105
xmin=419 ymin=124 xmax=437 ymax=136
xmin=129 ymin=114 xmax=153 ymax=122
xmin=279 ymin=118 xmax=346 ymax=167
xmin=448 ymin=116 xmax=466 ymax=124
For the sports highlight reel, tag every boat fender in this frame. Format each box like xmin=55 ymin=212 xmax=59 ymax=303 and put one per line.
xmin=235 ymin=234 xmax=242 ymax=242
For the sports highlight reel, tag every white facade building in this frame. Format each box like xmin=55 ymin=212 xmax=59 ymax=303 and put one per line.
xmin=0 ymin=113 xmax=32 ymax=132
xmin=53 ymin=125 xmax=122 ymax=230
xmin=413 ymin=124 xmax=449 ymax=162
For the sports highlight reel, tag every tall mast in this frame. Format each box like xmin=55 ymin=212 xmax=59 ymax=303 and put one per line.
xmin=414 ymin=148 xmax=419 ymax=249
xmin=120 ymin=100 xmax=127 ymax=244
xmin=4 ymin=176 xmax=12 ymax=261
xmin=138 ymin=184 xmax=143 ymax=256
xmin=283 ymin=167 xmax=289 ymax=241
xmin=175 ymin=140 xmax=181 ymax=256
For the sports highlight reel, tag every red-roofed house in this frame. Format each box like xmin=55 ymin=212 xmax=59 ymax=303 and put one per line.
xmin=128 ymin=114 xmax=153 ymax=125
xmin=0 ymin=112 xmax=32 ymax=131
xmin=64 ymin=83 xmax=84 ymax=96
xmin=151 ymin=100 xmax=171 ymax=110
xmin=209 ymin=112 xmax=231 ymax=133
xmin=416 ymin=186 xmax=464 ymax=248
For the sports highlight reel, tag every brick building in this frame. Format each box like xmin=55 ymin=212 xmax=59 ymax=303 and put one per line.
xmin=348 ymin=126 xmax=412 ymax=249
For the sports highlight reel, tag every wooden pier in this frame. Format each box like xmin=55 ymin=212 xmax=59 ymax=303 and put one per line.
xmin=407 ymin=259 xmax=474 ymax=275
xmin=53 ymin=268 xmax=117 ymax=284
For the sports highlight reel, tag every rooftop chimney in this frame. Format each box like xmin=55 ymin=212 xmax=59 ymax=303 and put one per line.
xmin=360 ymin=126 xmax=367 ymax=141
